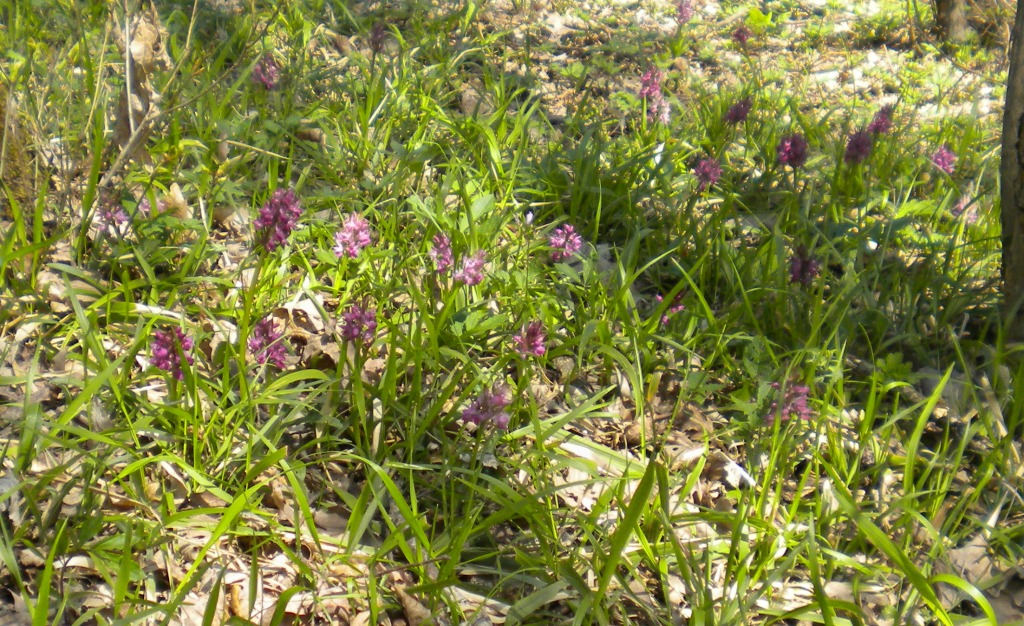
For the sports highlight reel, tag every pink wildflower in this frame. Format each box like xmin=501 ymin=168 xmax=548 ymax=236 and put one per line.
xmin=454 ymin=251 xmax=487 ymax=286
xmin=429 ymin=234 xmax=453 ymax=274
xmin=461 ymin=384 xmax=512 ymax=429
xmin=844 ymin=129 xmax=873 ymax=165
xmin=789 ymin=246 xmax=820 ymax=287
xmin=655 ymin=293 xmax=686 ymax=326
xmin=693 ymin=158 xmax=722 ymax=191
xmin=253 ymin=55 xmax=280 ymax=89
xmin=677 ymin=0 xmax=694 ymax=24
xmin=931 ymin=145 xmax=957 ymax=175
xmin=549 ymin=225 xmax=583 ymax=261
xmin=867 ymin=105 xmax=894 ymax=135
xmin=639 ymin=67 xmax=663 ymax=100
xmin=950 ymin=196 xmax=978 ymax=224
xmin=733 ymin=26 xmax=752 ymax=45
xmin=340 ymin=304 xmax=377 ymax=345
xmin=248 ymin=317 xmax=287 ymax=369
xmin=724 ymin=98 xmax=752 ymax=124
xmin=514 ymin=321 xmax=546 ymax=357
xmin=766 ymin=382 xmax=813 ymax=424
xmin=333 ymin=213 xmax=373 ymax=258
xmin=776 ymin=133 xmax=808 ymax=168
xmin=254 ymin=188 xmax=302 ymax=251
xmin=151 ymin=327 xmax=194 ymax=381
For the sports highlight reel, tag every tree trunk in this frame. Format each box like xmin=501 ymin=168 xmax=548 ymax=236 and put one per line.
xmin=935 ymin=0 xmax=972 ymax=42
xmin=1001 ymin=0 xmax=1024 ymax=337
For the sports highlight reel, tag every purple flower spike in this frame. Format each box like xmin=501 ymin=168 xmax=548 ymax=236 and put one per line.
xmin=677 ymin=0 xmax=694 ymax=24
xmin=151 ymin=327 xmax=195 ymax=381
xmin=549 ymin=225 xmax=583 ymax=261
xmin=249 ymin=317 xmax=287 ymax=369
xmin=514 ymin=321 xmax=547 ymax=357
xmin=369 ymin=22 xmax=388 ymax=54
xmin=950 ymin=195 xmax=978 ymax=224
xmin=429 ymin=234 xmax=453 ymax=274
xmin=340 ymin=304 xmax=377 ymax=345
xmin=639 ymin=67 xmax=663 ymax=100
xmin=97 ymin=203 xmax=129 ymax=236
xmin=789 ymin=245 xmax=820 ymax=287
xmin=461 ymin=384 xmax=512 ymax=430
xmin=255 ymin=188 xmax=302 ymax=251
xmin=867 ymin=105 xmax=894 ymax=135
xmin=253 ymin=55 xmax=280 ymax=90
xmin=638 ymin=66 xmax=672 ymax=124
xmin=724 ymin=98 xmax=752 ymax=124
xmin=766 ymin=382 xmax=813 ymax=424
xmin=650 ymin=96 xmax=671 ymax=124
xmin=777 ymin=133 xmax=808 ymax=168
xmin=693 ymin=158 xmax=722 ymax=191
xmin=931 ymin=145 xmax=957 ymax=175
xmin=655 ymin=293 xmax=686 ymax=326
xmin=333 ymin=213 xmax=373 ymax=258
xmin=454 ymin=250 xmax=487 ymax=286
xmin=733 ymin=25 xmax=752 ymax=45
xmin=844 ymin=129 xmax=872 ymax=165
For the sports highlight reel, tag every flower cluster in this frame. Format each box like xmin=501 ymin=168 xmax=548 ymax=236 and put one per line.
xmin=844 ymin=129 xmax=872 ymax=165
xmin=255 ymin=188 xmax=302 ymax=251
xmin=950 ymin=195 xmax=978 ymax=224
xmin=514 ymin=321 xmax=546 ymax=357
xmin=651 ymin=98 xmax=671 ymax=124
xmin=655 ymin=293 xmax=686 ymax=326
xmin=789 ymin=245 xmax=820 ymax=287
xmin=549 ymin=224 xmax=583 ymax=261
xmin=138 ymin=197 xmax=165 ymax=217
xmin=96 ymin=202 xmax=129 ymax=234
xmin=253 ymin=55 xmax=280 ymax=90
xmin=341 ymin=304 xmax=377 ymax=345
xmin=430 ymin=234 xmax=453 ymax=274
xmin=151 ymin=327 xmax=194 ymax=381
xmin=724 ymin=98 xmax=752 ymax=124
xmin=461 ymin=384 xmax=512 ymax=429
xmin=639 ymin=67 xmax=662 ymax=100
xmin=639 ymin=66 xmax=670 ymax=124
xmin=867 ymin=105 xmax=894 ymax=135
xmin=454 ymin=250 xmax=487 ymax=286
xmin=733 ymin=25 xmax=752 ymax=45
xmin=676 ymin=0 xmax=694 ymax=24
xmin=931 ymin=145 xmax=957 ymax=175
xmin=369 ymin=22 xmax=388 ymax=54
xmin=333 ymin=213 xmax=373 ymax=258
xmin=248 ymin=317 xmax=287 ymax=369
xmin=693 ymin=158 xmax=722 ymax=191
xmin=766 ymin=382 xmax=813 ymax=424
xmin=776 ymin=133 xmax=808 ymax=168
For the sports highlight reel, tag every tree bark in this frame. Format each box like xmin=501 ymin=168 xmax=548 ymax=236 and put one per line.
xmin=935 ymin=0 xmax=972 ymax=42
xmin=1001 ymin=0 xmax=1024 ymax=337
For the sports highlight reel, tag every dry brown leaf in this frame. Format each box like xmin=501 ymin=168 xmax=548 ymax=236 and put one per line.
xmin=275 ymin=297 xmax=326 ymax=338
xmin=111 ymin=3 xmax=170 ymax=167
xmin=163 ymin=183 xmax=190 ymax=220
xmin=0 ymin=590 xmax=32 ymax=626
xmin=705 ymin=450 xmax=754 ymax=489
xmin=936 ymin=531 xmax=1024 ymax=619
xmin=988 ymin=575 xmax=1024 ymax=623
xmin=17 ymin=549 xmax=46 ymax=569
xmin=170 ymin=590 xmax=214 ymax=626
xmin=395 ymin=588 xmax=433 ymax=626
xmin=295 ymin=124 xmax=325 ymax=144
